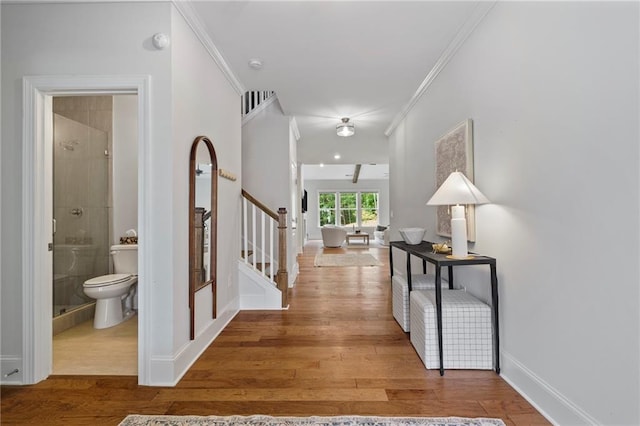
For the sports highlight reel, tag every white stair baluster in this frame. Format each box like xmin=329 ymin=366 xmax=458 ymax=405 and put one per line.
xmin=261 ymin=211 xmax=266 ymax=277
xmin=269 ymin=219 xmax=274 ymax=281
xmin=252 ymin=204 xmax=257 ymax=269
xmin=243 ymin=197 xmax=248 ymax=263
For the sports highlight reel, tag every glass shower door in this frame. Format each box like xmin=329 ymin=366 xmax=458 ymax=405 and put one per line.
xmin=52 ymin=106 xmax=110 ymax=317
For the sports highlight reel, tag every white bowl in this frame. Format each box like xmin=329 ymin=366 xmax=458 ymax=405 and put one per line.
xmin=399 ymin=227 xmax=425 ymax=245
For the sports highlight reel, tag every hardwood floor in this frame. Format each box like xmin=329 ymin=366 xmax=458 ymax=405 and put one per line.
xmin=0 ymin=241 xmax=549 ymax=425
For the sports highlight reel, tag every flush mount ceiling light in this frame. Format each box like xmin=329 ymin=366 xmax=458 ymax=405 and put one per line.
xmin=248 ymin=58 xmax=263 ymax=70
xmin=336 ymin=117 xmax=355 ymax=137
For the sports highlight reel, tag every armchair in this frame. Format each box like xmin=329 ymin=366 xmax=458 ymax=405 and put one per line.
xmin=374 ymin=226 xmax=390 ymax=245
xmin=321 ymin=226 xmax=347 ymax=248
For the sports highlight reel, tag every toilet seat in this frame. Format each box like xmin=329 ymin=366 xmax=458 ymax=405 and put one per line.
xmin=84 ymin=273 xmax=133 ymax=287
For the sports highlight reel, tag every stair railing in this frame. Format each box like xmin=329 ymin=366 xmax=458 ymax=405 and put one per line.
xmin=241 ymin=91 xmax=276 ymax=118
xmin=241 ymin=189 xmax=288 ymax=308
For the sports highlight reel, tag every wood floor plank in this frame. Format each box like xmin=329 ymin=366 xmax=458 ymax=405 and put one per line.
xmin=154 ymin=388 xmax=388 ymax=402
xmin=0 ymin=241 xmax=550 ymax=426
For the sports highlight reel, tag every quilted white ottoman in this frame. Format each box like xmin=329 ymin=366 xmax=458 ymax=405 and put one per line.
xmin=391 ymin=274 xmax=448 ymax=332
xmin=410 ymin=289 xmax=492 ymax=370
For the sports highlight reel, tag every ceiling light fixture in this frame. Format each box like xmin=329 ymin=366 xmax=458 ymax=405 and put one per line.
xmin=334 ymin=154 xmax=341 ymax=159
xmin=248 ymin=58 xmax=263 ymax=70
xmin=336 ymin=117 xmax=355 ymax=137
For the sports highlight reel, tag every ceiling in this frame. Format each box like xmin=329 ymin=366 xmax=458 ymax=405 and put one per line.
xmin=303 ymin=164 xmax=389 ymax=181
xmin=190 ymin=0 xmax=479 ymax=171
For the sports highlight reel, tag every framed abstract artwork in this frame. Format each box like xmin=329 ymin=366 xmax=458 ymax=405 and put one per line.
xmin=434 ymin=119 xmax=477 ymax=242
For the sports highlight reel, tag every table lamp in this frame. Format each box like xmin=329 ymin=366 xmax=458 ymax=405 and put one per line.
xmin=426 ymin=171 xmax=489 ymax=258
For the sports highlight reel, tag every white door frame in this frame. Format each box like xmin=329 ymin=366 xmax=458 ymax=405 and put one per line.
xmin=22 ymin=75 xmax=151 ymax=384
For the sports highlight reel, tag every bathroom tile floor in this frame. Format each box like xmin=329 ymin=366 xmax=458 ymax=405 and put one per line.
xmin=52 ymin=315 xmax=138 ymax=375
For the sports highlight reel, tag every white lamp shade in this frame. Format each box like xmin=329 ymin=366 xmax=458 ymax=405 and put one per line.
xmin=426 ymin=171 xmax=489 ymax=206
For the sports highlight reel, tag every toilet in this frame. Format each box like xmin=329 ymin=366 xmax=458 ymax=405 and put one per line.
xmin=83 ymin=244 xmax=138 ymax=329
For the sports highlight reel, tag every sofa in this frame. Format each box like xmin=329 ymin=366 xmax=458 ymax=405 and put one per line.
xmin=321 ymin=226 xmax=347 ymax=248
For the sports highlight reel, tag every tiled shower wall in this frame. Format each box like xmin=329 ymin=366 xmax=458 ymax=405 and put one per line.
xmin=52 ymin=96 xmax=112 ymax=315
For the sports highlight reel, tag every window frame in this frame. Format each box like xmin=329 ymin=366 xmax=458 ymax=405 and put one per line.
xmin=359 ymin=191 xmax=379 ymax=227
xmin=317 ymin=190 xmax=379 ymax=228
xmin=317 ymin=191 xmax=337 ymax=227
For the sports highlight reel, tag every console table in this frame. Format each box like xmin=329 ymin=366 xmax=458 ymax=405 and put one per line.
xmin=389 ymin=240 xmax=500 ymax=375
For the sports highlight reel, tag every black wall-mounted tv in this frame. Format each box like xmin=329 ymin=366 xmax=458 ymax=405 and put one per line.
xmin=301 ymin=190 xmax=308 ymax=213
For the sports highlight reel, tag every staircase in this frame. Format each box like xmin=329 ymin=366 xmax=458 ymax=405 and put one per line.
xmin=239 ymin=189 xmax=288 ymax=309
xmin=241 ymin=250 xmax=271 ymax=274
xmin=239 ymin=90 xmax=288 ymax=309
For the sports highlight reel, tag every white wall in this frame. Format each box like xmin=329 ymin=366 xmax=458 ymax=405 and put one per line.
xmin=289 ymin=125 xmax=301 ymax=273
xmin=112 ymin=95 xmax=138 ymax=243
xmin=388 ymin=2 xmax=639 ymax=424
xmin=0 ymin=2 xmax=241 ymax=386
xmin=169 ymin=5 xmax=241 ymax=373
xmin=304 ymin=179 xmax=390 ymax=240
xmin=1 ymin=1 xmax=172 ymax=384
xmin=242 ymin=99 xmax=298 ymax=285
xmin=242 ymin=99 xmax=290 ymax=213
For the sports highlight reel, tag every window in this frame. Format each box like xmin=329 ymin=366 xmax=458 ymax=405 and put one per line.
xmin=360 ymin=192 xmax=379 ymax=226
xmin=339 ymin=192 xmax=357 ymax=226
xmin=318 ymin=192 xmax=336 ymax=227
xmin=318 ymin=191 xmax=379 ymax=227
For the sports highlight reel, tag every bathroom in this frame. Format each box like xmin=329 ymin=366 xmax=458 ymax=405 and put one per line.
xmin=51 ymin=94 xmax=139 ymax=375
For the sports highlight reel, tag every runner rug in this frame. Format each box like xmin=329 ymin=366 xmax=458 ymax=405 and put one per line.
xmin=313 ymin=253 xmax=382 ymax=267
xmin=119 ymin=414 xmax=506 ymax=426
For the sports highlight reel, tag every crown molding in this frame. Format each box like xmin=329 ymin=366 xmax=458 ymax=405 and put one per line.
xmin=172 ymin=0 xmax=245 ymax=96
xmin=385 ymin=1 xmax=496 ymax=137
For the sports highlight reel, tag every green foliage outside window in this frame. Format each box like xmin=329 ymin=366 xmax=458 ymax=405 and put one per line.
xmin=318 ymin=192 xmax=336 ymax=226
xmin=360 ymin=192 xmax=379 ymax=226
xmin=318 ymin=191 xmax=379 ymax=227
xmin=340 ymin=192 xmax=357 ymax=226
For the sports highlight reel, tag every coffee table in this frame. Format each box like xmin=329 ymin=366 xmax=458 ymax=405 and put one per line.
xmin=346 ymin=232 xmax=369 ymax=245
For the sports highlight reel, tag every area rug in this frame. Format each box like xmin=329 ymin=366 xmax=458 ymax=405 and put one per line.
xmin=119 ymin=414 xmax=506 ymax=426
xmin=314 ymin=253 xmax=382 ymax=267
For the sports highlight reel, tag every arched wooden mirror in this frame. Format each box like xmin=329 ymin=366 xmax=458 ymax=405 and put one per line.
xmin=189 ymin=136 xmax=218 ymax=340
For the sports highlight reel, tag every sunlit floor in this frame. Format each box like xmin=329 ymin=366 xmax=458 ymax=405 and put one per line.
xmin=52 ymin=315 xmax=138 ymax=375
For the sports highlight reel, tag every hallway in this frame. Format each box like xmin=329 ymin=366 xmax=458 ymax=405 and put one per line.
xmin=0 ymin=241 xmax=548 ymax=425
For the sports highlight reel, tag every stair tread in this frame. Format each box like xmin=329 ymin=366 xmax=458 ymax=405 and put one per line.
xmin=255 ymin=262 xmax=271 ymax=271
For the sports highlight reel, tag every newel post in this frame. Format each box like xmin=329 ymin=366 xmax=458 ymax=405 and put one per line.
xmin=277 ymin=207 xmax=288 ymax=308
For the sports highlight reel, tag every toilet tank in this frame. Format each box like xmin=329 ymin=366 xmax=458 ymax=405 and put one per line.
xmin=111 ymin=244 xmax=138 ymax=274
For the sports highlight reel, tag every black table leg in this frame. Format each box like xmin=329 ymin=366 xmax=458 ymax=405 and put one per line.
xmin=389 ymin=247 xmax=394 ymax=278
xmin=422 ymin=259 xmax=427 ymax=274
xmin=490 ymin=263 xmax=500 ymax=374
xmin=435 ymin=266 xmax=444 ymax=376
xmin=447 ymin=265 xmax=454 ymax=289
xmin=406 ymin=252 xmax=412 ymax=292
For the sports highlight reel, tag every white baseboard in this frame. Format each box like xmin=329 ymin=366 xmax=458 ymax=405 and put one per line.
xmin=500 ymin=350 xmax=599 ymax=425
xmin=148 ymin=302 xmax=238 ymax=386
xmin=289 ymin=262 xmax=299 ymax=288
xmin=0 ymin=357 xmax=23 ymax=385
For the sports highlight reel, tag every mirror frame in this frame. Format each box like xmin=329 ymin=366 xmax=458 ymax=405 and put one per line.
xmin=189 ymin=136 xmax=218 ymax=340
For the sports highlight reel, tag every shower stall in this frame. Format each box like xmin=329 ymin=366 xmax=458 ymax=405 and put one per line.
xmin=52 ymin=96 xmax=112 ymax=330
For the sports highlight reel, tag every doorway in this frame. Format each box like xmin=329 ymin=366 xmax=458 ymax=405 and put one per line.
xmin=51 ymin=94 xmax=138 ymax=375
xmin=22 ymin=75 xmax=150 ymax=384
